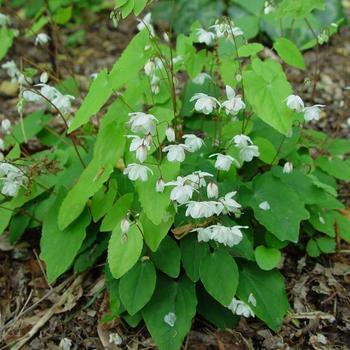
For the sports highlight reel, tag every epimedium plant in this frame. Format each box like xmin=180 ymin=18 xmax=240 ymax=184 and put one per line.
xmin=0 ymin=5 xmax=350 ymax=350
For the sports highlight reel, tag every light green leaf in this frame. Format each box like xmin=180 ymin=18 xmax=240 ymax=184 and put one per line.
xmin=0 ymin=27 xmax=14 ymax=61
xmin=133 ymin=0 xmax=148 ymax=15
xmin=237 ymin=262 xmax=289 ymax=331
xmin=254 ymin=137 xmax=277 ymax=164
xmin=199 ymin=249 xmax=239 ymax=306
xmin=237 ymin=43 xmax=264 ymax=57
xmin=119 ymin=260 xmax=156 ymax=315
xmin=273 ymin=37 xmax=305 ymax=69
xmin=315 ymin=156 xmax=350 ymax=181
xmin=143 ymin=276 xmax=197 ymax=350
xmin=255 ymin=245 xmax=281 ymax=271
xmin=108 ymin=223 xmax=143 ymax=279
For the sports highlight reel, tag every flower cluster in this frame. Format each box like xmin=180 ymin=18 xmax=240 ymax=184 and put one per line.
xmin=286 ymin=94 xmax=325 ymax=122
xmin=227 ymin=295 xmax=256 ymax=318
xmin=0 ymin=162 xmax=27 ymax=197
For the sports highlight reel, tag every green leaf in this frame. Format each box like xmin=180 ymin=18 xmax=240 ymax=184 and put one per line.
xmin=0 ymin=27 xmax=14 ymax=61
xmin=276 ymin=0 xmax=325 ymax=19
xmin=119 ymin=260 xmax=156 ymax=315
xmin=245 ymin=172 xmax=309 ymax=242
xmin=108 ymin=223 xmax=143 ymax=279
xmin=105 ymin=266 xmax=124 ymax=316
xmin=306 ymin=239 xmax=320 ymax=257
xmin=199 ymin=249 xmax=239 ymax=306
xmin=316 ymin=236 xmax=336 ymax=254
xmin=254 ymin=137 xmax=277 ymax=164
xmin=243 ymin=59 xmax=294 ymax=135
xmin=273 ymin=37 xmax=305 ymax=69
xmin=180 ymin=235 xmax=209 ymax=282
xmin=335 ymin=212 xmax=350 ymax=242
xmin=315 ymin=156 xmax=350 ymax=181
xmin=53 ymin=6 xmax=72 ymax=24
xmin=237 ymin=43 xmax=264 ymax=57
xmin=143 ymin=276 xmax=197 ymax=350
xmin=151 ymin=236 xmax=181 ymax=278
xmin=237 ymin=262 xmax=289 ymax=331
xmin=255 ymin=245 xmax=281 ymax=271
xmin=309 ymin=209 xmax=335 ymax=237
xmin=40 ymin=189 xmax=91 ymax=283
xmin=133 ymin=0 xmax=148 ymax=15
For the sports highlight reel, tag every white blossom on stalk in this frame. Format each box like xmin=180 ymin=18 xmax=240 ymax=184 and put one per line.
xmin=144 ymin=60 xmax=156 ymax=76
xmin=150 ymin=74 xmax=160 ymax=95
xmin=0 ymin=163 xmax=27 ymax=197
xmin=120 ymin=217 xmax=131 ymax=234
xmin=35 ymin=33 xmax=50 ymax=46
xmin=184 ymin=171 xmax=213 ymax=189
xmin=195 ymin=227 xmax=213 ymax=243
xmin=156 ymin=178 xmax=165 ymax=193
xmin=219 ymin=191 xmax=241 ymax=214
xmin=165 ymin=176 xmax=194 ymax=204
xmin=232 ymin=134 xmax=253 ymax=148
xmin=162 ymin=144 xmax=188 ymax=162
xmin=165 ymin=127 xmax=175 ymax=142
xmin=1 ymin=60 xmax=18 ymax=79
xmin=264 ymin=1 xmax=275 ymax=14
xmin=304 ymin=105 xmax=325 ymax=122
xmin=210 ymin=224 xmax=246 ymax=247
xmin=40 ymin=71 xmax=49 ymax=83
xmin=51 ymin=93 xmax=75 ymax=115
xmin=182 ymin=134 xmax=203 ymax=152
xmin=196 ymin=28 xmax=216 ymax=46
xmin=1 ymin=119 xmax=11 ymax=134
xmin=190 ymin=93 xmax=219 ymax=115
xmin=207 ymin=182 xmax=219 ymax=199
xmin=286 ymin=94 xmax=304 ymax=112
xmin=222 ymin=86 xmax=245 ymax=115
xmin=185 ymin=201 xmax=221 ymax=219
xmin=0 ymin=13 xmax=11 ymax=26
xmin=227 ymin=297 xmax=255 ymax=318
xmin=210 ymin=153 xmax=239 ymax=171
xmin=123 ymin=163 xmax=153 ymax=182
xmin=163 ymin=312 xmax=176 ymax=327
xmin=259 ymin=201 xmax=270 ymax=211
xmin=239 ymin=145 xmax=260 ymax=162
xmin=128 ymin=112 xmax=158 ymax=135
xmin=192 ymin=73 xmax=211 ymax=85
xmin=38 ymin=84 xmax=57 ymax=100
xmin=128 ymin=135 xmax=151 ymax=152
xmin=210 ymin=20 xmax=243 ymax=38
xmin=283 ymin=161 xmax=293 ymax=174
xmin=137 ymin=13 xmax=155 ymax=36
xmin=22 ymin=90 xmax=41 ymax=102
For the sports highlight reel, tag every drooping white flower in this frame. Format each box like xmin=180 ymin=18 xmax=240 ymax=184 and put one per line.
xmin=219 ymin=191 xmax=241 ymax=214
xmin=210 ymin=153 xmax=239 ymax=171
xmin=248 ymin=293 xmax=257 ymax=307
xmin=162 ymin=144 xmax=187 ymax=162
xmin=192 ymin=73 xmax=211 ymax=85
xmin=232 ymin=134 xmax=253 ymax=148
xmin=120 ymin=217 xmax=131 ymax=234
xmin=210 ymin=224 xmax=246 ymax=247
xmin=144 ymin=60 xmax=156 ymax=76
xmin=35 ymin=33 xmax=50 ymax=46
xmin=239 ymin=145 xmax=260 ymax=162
xmin=222 ymin=86 xmax=245 ymax=115
xmin=40 ymin=71 xmax=49 ymax=83
xmin=163 ymin=32 xmax=170 ymax=43
xmin=264 ymin=1 xmax=275 ymax=14
xmin=195 ymin=227 xmax=213 ymax=243
xmin=22 ymin=90 xmax=42 ymax=102
xmin=190 ymin=93 xmax=219 ymax=115
xmin=123 ymin=163 xmax=153 ymax=182
xmin=227 ymin=297 xmax=255 ymax=318
xmin=165 ymin=176 xmax=194 ymax=204
xmin=150 ymin=74 xmax=160 ymax=95
xmin=196 ymin=28 xmax=216 ymax=46
xmin=184 ymin=171 xmax=213 ymax=189
xmin=51 ymin=93 xmax=75 ymax=115
xmin=211 ymin=20 xmax=243 ymax=38
xmin=304 ymin=105 xmax=325 ymax=122
xmin=38 ymin=83 xmax=57 ymax=100
xmin=182 ymin=134 xmax=203 ymax=152
xmin=207 ymin=182 xmax=219 ymax=199
xmin=0 ymin=13 xmax=11 ymax=27
xmin=137 ymin=13 xmax=155 ymax=36
xmin=127 ymin=135 xmax=151 ymax=163
xmin=165 ymin=127 xmax=175 ymax=142
xmin=283 ymin=161 xmax=293 ymax=174
xmin=163 ymin=312 xmax=176 ymax=327
xmin=128 ymin=112 xmax=158 ymax=135
xmin=1 ymin=60 xmax=18 ymax=79
xmin=0 ymin=163 xmax=27 ymax=197
xmin=1 ymin=119 xmax=11 ymax=133
xmin=259 ymin=201 xmax=270 ymax=211
xmin=286 ymin=94 xmax=304 ymax=112
xmin=156 ymin=178 xmax=165 ymax=193
xmin=185 ymin=201 xmax=220 ymax=219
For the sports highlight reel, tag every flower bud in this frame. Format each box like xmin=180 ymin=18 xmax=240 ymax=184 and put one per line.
xmin=136 ymin=144 xmax=148 ymax=163
xmin=283 ymin=161 xmax=293 ymax=174
xmin=207 ymin=182 xmax=219 ymax=199
xmin=120 ymin=217 xmax=130 ymax=235
xmin=156 ymin=178 xmax=165 ymax=193
xmin=165 ymin=127 xmax=175 ymax=142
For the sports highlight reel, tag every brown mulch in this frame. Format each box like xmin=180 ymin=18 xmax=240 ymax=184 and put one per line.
xmin=0 ymin=8 xmax=350 ymax=350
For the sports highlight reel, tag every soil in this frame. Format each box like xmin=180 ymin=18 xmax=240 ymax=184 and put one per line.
xmin=0 ymin=7 xmax=349 ymax=350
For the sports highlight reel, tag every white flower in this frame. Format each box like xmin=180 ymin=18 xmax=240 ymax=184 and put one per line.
xmin=0 ymin=163 xmax=27 ymax=197
xmin=211 ymin=20 xmax=243 ymax=38
xmin=259 ymin=201 xmax=270 ymax=211
xmin=120 ymin=217 xmax=131 ymax=234
xmin=264 ymin=1 xmax=275 ymax=14
xmin=182 ymin=134 xmax=203 ymax=152
xmin=190 ymin=93 xmax=219 ymax=115
xmin=156 ymin=178 xmax=165 ymax=193
xmin=123 ymin=163 xmax=153 ymax=182
xmin=196 ymin=28 xmax=216 ymax=46
xmin=227 ymin=297 xmax=255 ymax=318
xmin=1 ymin=119 xmax=11 ymax=133
xmin=22 ymin=90 xmax=41 ymax=102
xmin=1 ymin=60 xmax=18 ymax=79
xmin=38 ymin=84 xmax=57 ymax=100
xmin=162 ymin=144 xmax=187 ymax=162
xmin=0 ymin=13 xmax=11 ymax=27
xmin=166 ymin=176 xmax=194 ymax=204
xmin=185 ymin=201 xmax=220 ymax=219
xmin=219 ymin=191 xmax=241 ymax=214
xmin=59 ymin=338 xmax=72 ymax=350
xmin=165 ymin=127 xmax=175 ymax=142
xmin=286 ymin=94 xmax=304 ymax=112
xmin=35 ymin=33 xmax=50 ymax=46
xmin=207 ymin=182 xmax=219 ymax=199
xmin=172 ymin=55 xmax=183 ymax=65
xmin=239 ymin=145 xmax=260 ymax=162
xmin=210 ymin=153 xmax=239 ymax=171
xmin=192 ymin=73 xmax=211 ymax=85
xmin=109 ymin=333 xmax=123 ymax=345
xmin=128 ymin=112 xmax=158 ymax=135
xmin=163 ymin=32 xmax=170 ymax=42
xmin=210 ymin=224 xmax=246 ymax=247
xmin=137 ymin=13 xmax=155 ymax=36
xmin=222 ymin=86 xmax=245 ymax=115
xmin=248 ymin=293 xmax=257 ymax=307
xmin=232 ymin=134 xmax=253 ymax=148
xmin=40 ymin=71 xmax=49 ymax=83
xmin=195 ymin=227 xmax=213 ymax=243
xmin=304 ymin=105 xmax=325 ymax=122
xmin=283 ymin=161 xmax=293 ymax=174
xmin=127 ymin=135 xmax=151 ymax=163
xmin=144 ymin=60 xmax=156 ymax=76
xmin=164 ymin=312 xmax=176 ymax=327
xmin=51 ymin=93 xmax=75 ymax=115
xmin=184 ymin=171 xmax=213 ymax=189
